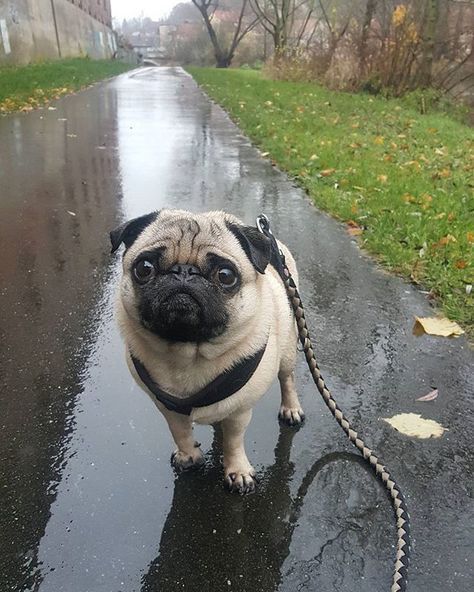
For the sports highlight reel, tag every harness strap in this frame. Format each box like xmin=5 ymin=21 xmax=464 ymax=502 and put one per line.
xmin=131 ymin=342 xmax=267 ymax=415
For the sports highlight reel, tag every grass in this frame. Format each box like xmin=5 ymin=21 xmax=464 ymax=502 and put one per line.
xmin=188 ymin=67 xmax=474 ymax=333
xmin=0 ymin=58 xmax=134 ymax=114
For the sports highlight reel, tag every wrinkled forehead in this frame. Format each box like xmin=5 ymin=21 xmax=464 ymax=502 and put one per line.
xmin=128 ymin=213 xmax=241 ymax=267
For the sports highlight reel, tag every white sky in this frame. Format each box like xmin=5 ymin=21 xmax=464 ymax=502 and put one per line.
xmin=110 ymin=0 xmax=182 ymax=21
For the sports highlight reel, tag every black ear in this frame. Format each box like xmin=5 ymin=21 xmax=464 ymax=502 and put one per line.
xmin=227 ymin=223 xmax=271 ymax=274
xmin=110 ymin=211 xmax=159 ymax=253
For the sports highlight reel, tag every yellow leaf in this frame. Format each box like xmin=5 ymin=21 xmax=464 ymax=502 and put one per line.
xmin=374 ymin=135 xmax=384 ymax=145
xmin=467 ymin=232 xmax=474 ymax=243
xmin=320 ymin=168 xmax=336 ymax=177
xmin=413 ymin=316 xmax=464 ymax=338
xmin=435 ymin=168 xmax=451 ymax=179
xmin=377 ymin=174 xmax=388 ymax=183
xmin=383 ymin=413 xmax=447 ymax=439
xmin=347 ymin=227 xmax=363 ymax=236
xmin=437 ymin=234 xmax=457 ymax=246
xmin=392 ymin=4 xmax=407 ymax=27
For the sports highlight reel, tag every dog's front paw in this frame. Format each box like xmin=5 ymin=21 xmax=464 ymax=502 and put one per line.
xmin=171 ymin=443 xmax=204 ymax=473
xmin=279 ymin=405 xmax=305 ymax=427
xmin=224 ymin=465 xmax=257 ymax=495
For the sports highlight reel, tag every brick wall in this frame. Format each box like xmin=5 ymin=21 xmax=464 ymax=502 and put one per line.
xmin=67 ymin=0 xmax=111 ymax=27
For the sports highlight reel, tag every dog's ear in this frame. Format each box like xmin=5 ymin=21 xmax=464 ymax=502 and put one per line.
xmin=110 ymin=211 xmax=159 ymax=253
xmin=227 ymin=223 xmax=271 ymax=274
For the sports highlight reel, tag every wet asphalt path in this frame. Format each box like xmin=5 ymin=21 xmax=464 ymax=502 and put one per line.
xmin=0 ymin=67 xmax=473 ymax=592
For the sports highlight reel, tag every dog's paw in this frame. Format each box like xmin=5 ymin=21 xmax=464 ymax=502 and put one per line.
xmin=171 ymin=443 xmax=204 ymax=473
xmin=278 ymin=405 xmax=305 ymax=427
xmin=224 ymin=465 xmax=257 ymax=495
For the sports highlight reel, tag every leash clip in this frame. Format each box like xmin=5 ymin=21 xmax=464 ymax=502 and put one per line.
xmin=256 ymin=213 xmax=288 ymax=280
xmin=256 ymin=213 xmax=273 ymax=236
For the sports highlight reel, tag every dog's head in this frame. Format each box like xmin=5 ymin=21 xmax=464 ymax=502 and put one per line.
xmin=111 ymin=209 xmax=271 ymax=343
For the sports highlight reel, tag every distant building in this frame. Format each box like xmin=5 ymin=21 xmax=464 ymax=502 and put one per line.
xmin=67 ymin=0 xmax=112 ymax=27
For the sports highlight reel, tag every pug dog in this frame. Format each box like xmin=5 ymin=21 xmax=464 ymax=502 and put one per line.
xmin=111 ymin=209 xmax=304 ymax=494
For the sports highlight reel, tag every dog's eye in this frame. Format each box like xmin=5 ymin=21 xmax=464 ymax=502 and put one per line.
xmin=218 ymin=267 xmax=237 ymax=288
xmin=133 ymin=260 xmax=154 ymax=283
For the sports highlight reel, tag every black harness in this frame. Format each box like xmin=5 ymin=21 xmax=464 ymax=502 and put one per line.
xmin=131 ymin=342 xmax=267 ymax=415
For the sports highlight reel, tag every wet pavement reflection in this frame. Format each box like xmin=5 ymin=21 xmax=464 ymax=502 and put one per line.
xmin=0 ymin=67 xmax=473 ymax=592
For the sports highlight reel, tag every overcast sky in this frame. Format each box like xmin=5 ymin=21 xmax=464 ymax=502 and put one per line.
xmin=110 ymin=0 xmax=182 ymax=21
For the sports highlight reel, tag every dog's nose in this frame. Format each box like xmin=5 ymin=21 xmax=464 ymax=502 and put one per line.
xmin=169 ymin=264 xmax=201 ymax=281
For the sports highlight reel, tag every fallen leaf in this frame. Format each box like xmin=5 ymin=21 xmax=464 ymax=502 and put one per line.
xmin=320 ymin=168 xmax=336 ymax=177
xmin=383 ymin=413 xmax=447 ymax=439
xmin=67 ymin=211 xmax=76 ymax=216
xmin=454 ymin=260 xmax=467 ymax=269
xmin=346 ymin=220 xmax=360 ymax=228
xmin=374 ymin=135 xmax=384 ymax=145
xmin=434 ymin=234 xmax=457 ymax=247
xmin=347 ymin=227 xmax=363 ymax=236
xmin=377 ymin=174 xmax=388 ymax=183
xmin=261 ymin=152 xmax=269 ymax=157
xmin=466 ymin=232 xmax=474 ymax=243
xmin=416 ymin=388 xmax=438 ymax=402
xmin=413 ymin=316 xmax=464 ymax=338
xmin=434 ymin=168 xmax=451 ymax=179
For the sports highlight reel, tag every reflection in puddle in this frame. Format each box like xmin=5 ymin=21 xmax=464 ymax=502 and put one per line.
xmin=142 ymin=429 xmax=390 ymax=592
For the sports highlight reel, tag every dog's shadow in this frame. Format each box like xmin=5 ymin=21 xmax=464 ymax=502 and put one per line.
xmin=140 ymin=426 xmax=384 ymax=592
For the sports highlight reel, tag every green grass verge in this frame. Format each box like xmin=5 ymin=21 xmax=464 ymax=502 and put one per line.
xmin=0 ymin=58 xmax=134 ymax=113
xmin=188 ymin=67 xmax=474 ymax=332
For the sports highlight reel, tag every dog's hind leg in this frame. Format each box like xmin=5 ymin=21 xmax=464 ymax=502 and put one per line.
xmin=221 ymin=408 xmax=256 ymax=494
xmin=162 ymin=409 xmax=205 ymax=472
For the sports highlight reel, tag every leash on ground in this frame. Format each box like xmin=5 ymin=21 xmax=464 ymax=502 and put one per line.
xmin=256 ymin=214 xmax=410 ymax=592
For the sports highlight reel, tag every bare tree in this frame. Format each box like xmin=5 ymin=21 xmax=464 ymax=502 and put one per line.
xmin=192 ymin=0 xmax=259 ymax=67
xmin=359 ymin=0 xmax=378 ymax=76
xmin=419 ymin=0 xmax=441 ymax=86
xmin=250 ymin=0 xmax=315 ymax=55
xmin=316 ymin=0 xmax=353 ymax=73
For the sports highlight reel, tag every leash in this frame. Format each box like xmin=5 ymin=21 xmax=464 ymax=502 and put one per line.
xmin=256 ymin=214 xmax=410 ymax=592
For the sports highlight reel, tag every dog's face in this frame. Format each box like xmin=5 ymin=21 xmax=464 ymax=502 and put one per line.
xmin=111 ymin=210 xmax=271 ymax=343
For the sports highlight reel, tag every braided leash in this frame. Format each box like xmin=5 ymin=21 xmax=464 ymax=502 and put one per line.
xmin=256 ymin=214 xmax=410 ymax=592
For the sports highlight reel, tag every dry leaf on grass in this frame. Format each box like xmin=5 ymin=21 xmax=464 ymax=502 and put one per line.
xmin=320 ymin=168 xmax=336 ymax=177
xmin=416 ymin=388 xmax=438 ymax=402
xmin=413 ymin=316 xmax=464 ymax=338
xmin=347 ymin=227 xmax=363 ymax=236
xmin=383 ymin=413 xmax=447 ymax=439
